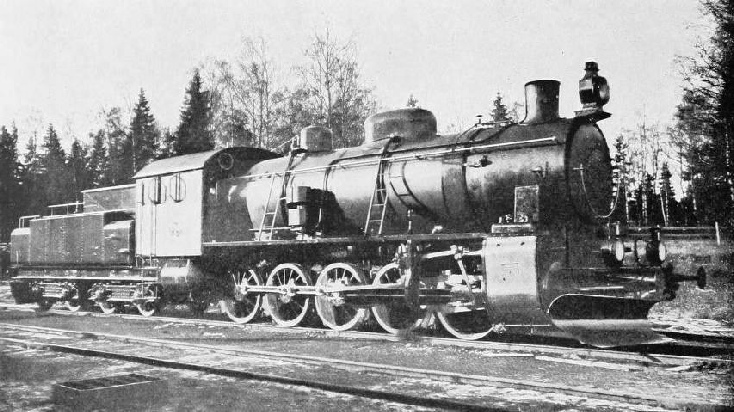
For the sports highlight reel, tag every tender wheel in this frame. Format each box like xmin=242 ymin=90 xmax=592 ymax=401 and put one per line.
xmin=65 ymin=300 xmax=84 ymax=312
xmin=136 ymin=302 xmax=158 ymax=317
xmin=65 ymin=285 xmax=86 ymax=312
xmin=97 ymin=301 xmax=118 ymax=314
xmin=36 ymin=299 xmax=54 ymax=312
xmin=264 ymin=263 xmax=312 ymax=327
xmin=221 ymin=269 xmax=263 ymax=324
xmin=135 ymin=285 xmax=162 ymax=317
xmin=436 ymin=308 xmax=493 ymax=340
xmin=370 ymin=263 xmax=427 ymax=334
xmin=315 ymin=263 xmax=369 ymax=331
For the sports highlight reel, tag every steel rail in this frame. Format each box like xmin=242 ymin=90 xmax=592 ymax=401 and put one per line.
xmin=0 ymin=336 xmax=501 ymax=412
xmin=0 ymin=323 xmax=691 ymax=409
xmin=1 ymin=303 xmax=730 ymax=367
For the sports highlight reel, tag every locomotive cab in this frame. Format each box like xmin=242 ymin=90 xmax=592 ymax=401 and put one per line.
xmin=133 ymin=147 xmax=279 ymax=302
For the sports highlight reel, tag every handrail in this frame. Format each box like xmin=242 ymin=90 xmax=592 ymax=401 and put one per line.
xmin=243 ymin=136 xmax=559 ymax=181
xmin=47 ymin=202 xmax=83 ymax=215
xmin=18 ymin=215 xmax=40 ymax=228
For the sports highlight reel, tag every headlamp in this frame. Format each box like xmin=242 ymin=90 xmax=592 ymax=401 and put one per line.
xmin=601 ymin=238 xmax=626 ymax=266
xmin=579 ymin=62 xmax=610 ymax=108
xmin=613 ymin=238 xmax=625 ymax=262
xmin=646 ymin=240 xmax=666 ymax=265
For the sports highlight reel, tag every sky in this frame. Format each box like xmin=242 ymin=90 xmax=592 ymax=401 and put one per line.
xmin=0 ymin=1 xmax=713 ymax=150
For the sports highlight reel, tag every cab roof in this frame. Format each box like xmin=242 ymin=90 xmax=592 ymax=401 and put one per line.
xmin=134 ymin=147 xmax=279 ymax=179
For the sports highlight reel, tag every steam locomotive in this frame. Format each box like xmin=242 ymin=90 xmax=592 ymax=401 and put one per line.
xmin=8 ymin=62 xmax=704 ymax=347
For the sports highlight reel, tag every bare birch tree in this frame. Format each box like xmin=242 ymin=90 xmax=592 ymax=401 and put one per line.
xmin=202 ymin=37 xmax=278 ymax=149
xmin=298 ymin=30 xmax=375 ymax=148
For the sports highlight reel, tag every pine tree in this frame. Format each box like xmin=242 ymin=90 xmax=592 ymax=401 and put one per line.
xmin=490 ymin=93 xmax=511 ymax=122
xmin=40 ymin=124 xmax=72 ymax=206
xmin=68 ymin=139 xmax=90 ymax=197
xmin=658 ymin=162 xmax=681 ymax=225
xmin=158 ymin=129 xmax=176 ymax=159
xmin=634 ymin=174 xmax=663 ymax=226
xmin=24 ymin=133 xmax=38 ymax=165
xmin=87 ymin=130 xmax=109 ymax=187
xmin=129 ymin=89 xmax=159 ymax=172
xmin=0 ymin=125 xmax=20 ymax=240
xmin=103 ymin=107 xmax=132 ymax=185
xmin=676 ymin=0 xmax=734 ymax=232
xmin=174 ymin=70 xmax=214 ymax=155
xmin=42 ymin=124 xmax=65 ymax=162
xmin=20 ymin=133 xmax=43 ymax=214
xmin=406 ymin=94 xmax=419 ymax=108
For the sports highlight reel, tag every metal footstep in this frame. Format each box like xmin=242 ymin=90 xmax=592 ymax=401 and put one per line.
xmin=52 ymin=373 xmax=166 ymax=411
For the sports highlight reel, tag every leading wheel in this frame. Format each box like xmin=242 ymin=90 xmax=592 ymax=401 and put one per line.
xmin=436 ymin=308 xmax=493 ymax=340
xmin=221 ymin=269 xmax=263 ymax=324
xmin=264 ymin=263 xmax=312 ymax=327
xmin=315 ymin=263 xmax=368 ymax=331
xmin=370 ymin=263 xmax=427 ymax=335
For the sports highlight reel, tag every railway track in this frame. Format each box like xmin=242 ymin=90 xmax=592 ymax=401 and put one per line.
xmin=0 ymin=322 xmax=715 ymax=411
xmin=1 ymin=302 xmax=731 ymax=369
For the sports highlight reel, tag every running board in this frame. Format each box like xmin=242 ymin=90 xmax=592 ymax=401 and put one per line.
xmin=547 ymin=294 xmax=670 ymax=348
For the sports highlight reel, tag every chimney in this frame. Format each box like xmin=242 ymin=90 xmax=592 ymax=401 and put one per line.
xmin=522 ymin=80 xmax=560 ymax=124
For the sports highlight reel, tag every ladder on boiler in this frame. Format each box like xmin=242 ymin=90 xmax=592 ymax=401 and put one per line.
xmin=364 ymin=137 xmax=399 ymax=236
xmin=257 ymin=151 xmax=299 ymax=241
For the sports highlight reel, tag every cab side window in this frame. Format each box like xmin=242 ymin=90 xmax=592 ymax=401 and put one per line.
xmin=138 ymin=182 xmax=145 ymax=205
xmin=170 ymin=173 xmax=186 ymax=203
xmin=149 ymin=177 xmax=162 ymax=204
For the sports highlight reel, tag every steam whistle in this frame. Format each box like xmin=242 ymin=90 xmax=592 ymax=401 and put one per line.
xmin=575 ymin=61 xmax=611 ymax=122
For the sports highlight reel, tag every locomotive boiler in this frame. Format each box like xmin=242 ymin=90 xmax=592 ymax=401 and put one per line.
xmin=8 ymin=62 xmax=704 ymax=347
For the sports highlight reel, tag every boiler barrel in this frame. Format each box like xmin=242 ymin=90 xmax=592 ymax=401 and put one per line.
xmin=241 ymin=135 xmax=568 ymax=236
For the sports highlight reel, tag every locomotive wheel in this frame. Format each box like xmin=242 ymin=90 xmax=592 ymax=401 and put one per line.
xmin=370 ymin=263 xmax=427 ymax=334
xmin=264 ymin=263 xmax=312 ymax=327
xmin=97 ymin=301 xmax=118 ymax=314
xmin=221 ymin=269 xmax=263 ymax=324
xmin=436 ymin=308 xmax=493 ymax=340
xmin=315 ymin=263 xmax=369 ymax=331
